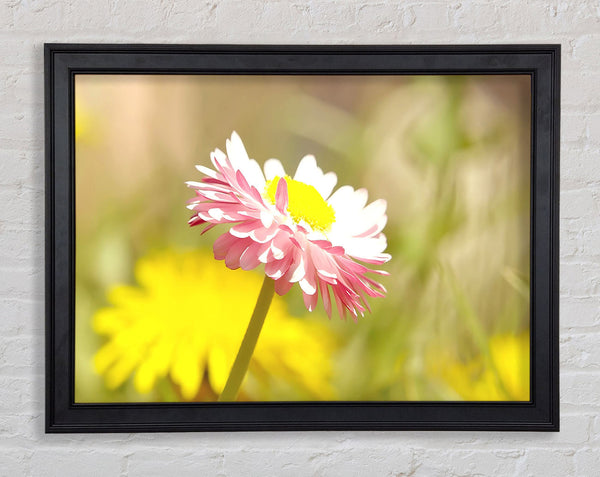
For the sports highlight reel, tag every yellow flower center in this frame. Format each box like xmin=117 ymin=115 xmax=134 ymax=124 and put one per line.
xmin=265 ymin=176 xmax=335 ymax=232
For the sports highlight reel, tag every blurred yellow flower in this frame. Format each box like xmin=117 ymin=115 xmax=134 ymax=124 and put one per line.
xmin=93 ymin=249 xmax=336 ymax=401
xmin=429 ymin=333 xmax=530 ymax=401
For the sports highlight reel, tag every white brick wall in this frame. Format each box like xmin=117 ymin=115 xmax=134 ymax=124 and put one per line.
xmin=0 ymin=1 xmax=598 ymax=475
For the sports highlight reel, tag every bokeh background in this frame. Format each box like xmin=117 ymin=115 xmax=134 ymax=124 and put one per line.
xmin=75 ymin=74 xmax=531 ymax=403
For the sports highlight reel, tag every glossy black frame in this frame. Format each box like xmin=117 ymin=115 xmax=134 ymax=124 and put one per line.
xmin=45 ymin=44 xmax=560 ymax=433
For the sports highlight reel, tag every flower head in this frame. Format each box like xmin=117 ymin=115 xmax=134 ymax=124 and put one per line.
xmin=93 ymin=249 xmax=336 ymax=401
xmin=187 ymin=132 xmax=391 ymax=319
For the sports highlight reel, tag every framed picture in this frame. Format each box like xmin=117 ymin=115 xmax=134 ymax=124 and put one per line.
xmin=45 ymin=44 xmax=559 ymax=432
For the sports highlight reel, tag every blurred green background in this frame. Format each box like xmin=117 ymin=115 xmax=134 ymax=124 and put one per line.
xmin=75 ymin=74 xmax=531 ymax=403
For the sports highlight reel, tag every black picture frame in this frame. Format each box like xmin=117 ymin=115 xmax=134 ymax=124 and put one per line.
xmin=45 ymin=44 xmax=560 ymax=433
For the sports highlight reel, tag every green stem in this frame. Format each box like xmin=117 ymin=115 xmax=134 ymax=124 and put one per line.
xmin=218 ymin=276 xmax=275 ymax=402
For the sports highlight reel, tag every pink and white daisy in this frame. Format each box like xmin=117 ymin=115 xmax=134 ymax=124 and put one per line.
xmin=186 ymin=132 xmax=391 ymax=319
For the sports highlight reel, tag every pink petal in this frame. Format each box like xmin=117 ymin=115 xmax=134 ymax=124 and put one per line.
xmin=230 ymin=220 xmax=261 ymax=238
xmin=270 ymin=231 xmax=295 ymax=260
xmin=239 ymin=243 xmax=263 ymax=271
xmin=249 ymin=224 xmax=278 ymax=244
xmin=213 ymin=232 xmax=238 ymax=260
xmin=188 ymin=215 xmax=205 ymax=226
xmin=299 ymin=255 xmax=317 ymax=296
xmin=275 ymin=177 xmax=288 ymax=213
xmin=200 ymin=223 xmax=218 ymax=235
xmin=265 ymin=255 xmax=292 ymax=280
xmin=274 ymin=277 xmax=295 ymax=296
xmin=224 ymin=239 xmax=250 ymax=269
xmin=319 ymin=280 xmax=332 ymax=318
xmin=303 ymin=291 xmax=319 ymax=312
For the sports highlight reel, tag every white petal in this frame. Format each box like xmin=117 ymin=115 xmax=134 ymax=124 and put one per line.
xmin=185 ymin=181 xmax=204 ymax=188
xmin=327 ymin=185 xmax=355 ymax=212
xmin=242 ymin=158 xmax=266 ymax=190
xmin=328 ymin=188 xmax=376 ymax=237
xmin=226 ymin=131 xmax=250 ymax=170
xmin=210 ymin=148 xmax=227 ymax=169
xmin=379 ymin=253 xmax=392 ymax=263
xmin=258 ymin=247 xmax=270 ymax=263
xmin=317 ymin=269 xmax=337 ymax=279
xmin=260 ymin=210 xmax=274 ymax=228
xmin=208 ymin=208 xmax=224 ymax=220
xmin=229 ymin=228 xmax=251 ymax=238
xmin=343 ymin=235 xmax=388 ymax=258
xmin=198 ymin=190 xmax=221 ymax=201
xmin=299 ymin=278 xmax=317 ymax=295
xmin=195 ymin=165 xmax=218 ymax=178
xmin=293 ymin=155 xmax=318 ymax=184
xmin=271 ymin=243 xmax=284 ymax=260
xmin=362 ymin=199 xmax=387 ymax=221
xmin=314 ymin=171 xmax=337 ymax=199
xmin=343 ymin=200 xmax=388 ymax=236
xmin=289 ymin=257 xmax=305 ymax=283
xmin=263 ymin=158 xmax=286 ymax=180
xmin=353 ymin=188 xmax=369 ymax=210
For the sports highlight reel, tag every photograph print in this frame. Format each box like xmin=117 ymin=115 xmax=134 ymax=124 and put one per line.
xmin=74 ymin=72 xmax=531 ymax=404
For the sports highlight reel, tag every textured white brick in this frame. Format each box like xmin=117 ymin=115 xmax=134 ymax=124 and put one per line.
xmin=11 ymin=70 xmax=44 ymax=106
xmin=0 ymin=266 xmax=43 ymax=301
xmin=216 ymin=1 xmax=306 ymax=41
xmin=0 ymin=1 xmax=14 ymax=28
xmin=520 ymin=449 xmax=576 ymax=476
xmin=0 ymin=41 xmax=43 ymax=73
xmin=30 ymin=450 xmax=123 ymax=477
xmin=0 ymin=227 xmax=43 ymax=264
xmin=561 ymin=297 xmax=600 ymax=328
xmin=562 ymin=333 xmax=600 ymax=369
xmin=406 ymin=3 xmax=453 ymax=31
xmin=0 ymin=298 xmax=44 ymax=336
xmin=0 ymin=412 xmax=43 ymax=443
xmin=562 ymin=147 xmax=600 ymax=189
xmin=499 ymin=1 xmax=600 ymax=36
xmin=587 ymin=113 xmax=600 ymax=147
xmin=413 ymin=449 xmax=521 ymax=476
xmin=0 ymin=376 xmax=41 ymax=414
xmin=593 ymin=415 xmax=600 ymax=445
xmin=64 ymin=0 xmax=113 ymax=30
xmin=558 ymin=414 xmax=592 ymax=445
xmin=560 ymin=218 xmax=586 ymax=257
xmin=0 ymin=186 xmax=43 ymax=226
xmin=560 ymin=261 xmax=600 ymax=297
xmin=561 ymin=188 xmax=599 ymax=219
xmin=12 ymin=0 xmax=67 ymax=32
xmin=582 ymin=226 xmax=600 ymax=256
xmin=309 ymin=2 xmax=357 ymax=32
xmin=0 ymin=336 xmax=43 ymax=375
xmin=562 ymin=113 xmax=587 ymax=144
xmin=356 ymin=3 xmax=403 ymax=33
xmin=0 ymin=449 xmax=32 ymax=477
xmin=575 ymin=448 xmax=600 ymax=476
xmin=0 ymin=150 xmax=42 ymax=187
xmin=452 ymin=3 xmax=501 ymax=33
xmin=569 ymin=34 xmax=600 ymax=71
xmin=0 ymin=110 xmax=44 ymax=151
xmin=127 ymin=450 xmax=223 ymax=476
xmin=309 ymin=447 xmax=414 ymax=476
xmin=0 ymin=0 xmax=598 ymax=475
xmin=562 ymin=373 xmax=600 ymax=407
xmin=161 ymin=2 xmax=218 ymax=34
xmin=562 ymin=70 xmax=600 ymax=108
